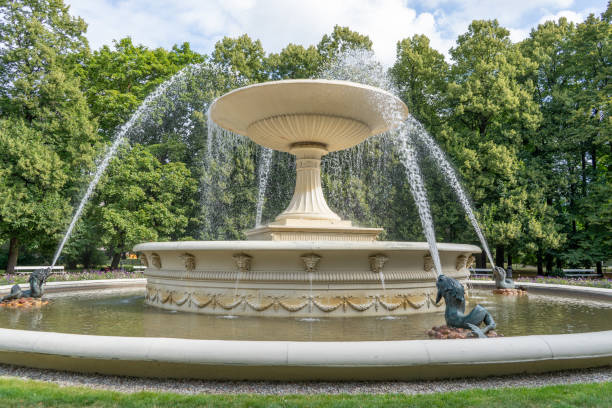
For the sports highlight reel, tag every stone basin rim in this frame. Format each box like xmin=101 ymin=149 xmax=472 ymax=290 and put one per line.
xmin=0 ymin=280 xmax=611 ymax=380
xmin=208 ymin=79 xmax=409 ymax=140
xmin=133 ymin=241 xmax=482 ymax=253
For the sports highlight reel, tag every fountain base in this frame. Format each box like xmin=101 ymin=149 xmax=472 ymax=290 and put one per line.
xmin=135 ymin=241 xmax=479 ymax=317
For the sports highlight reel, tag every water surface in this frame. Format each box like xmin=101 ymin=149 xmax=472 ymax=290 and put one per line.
xmin=1 ymin=289 xmax=611 ymax=341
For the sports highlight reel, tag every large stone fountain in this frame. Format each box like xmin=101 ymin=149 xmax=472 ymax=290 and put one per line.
xmin=135 ymin=79 xmax=480 ymax=317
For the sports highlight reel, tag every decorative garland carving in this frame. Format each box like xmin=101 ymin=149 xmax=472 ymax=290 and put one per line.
xmin=145 ymin=287 xmax=440 ymax=314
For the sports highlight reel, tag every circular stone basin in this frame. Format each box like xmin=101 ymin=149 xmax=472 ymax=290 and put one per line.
xmin=1 ymin=280 xmax=611 ymax=381
xmin=2 ymin=287 xmax=612 ymax=341
xmin=208 ymin=79 xmax=409 ymax=152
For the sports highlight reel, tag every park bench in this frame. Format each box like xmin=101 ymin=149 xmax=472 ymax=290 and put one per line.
xmin=132 ymin=265 xmax=147 ymax=270
xmin=562 ymin=268 xmax=600 ymax=278
xmin=11 ymin=266 xmax=65 ymax=275
xmin=469 ymin=268 xmax=492 ymax=277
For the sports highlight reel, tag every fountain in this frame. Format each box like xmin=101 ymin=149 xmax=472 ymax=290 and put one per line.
xmin=135 ymin=79 xmax=480 ymax=317
xmin=1 ymin=76 xmax=612 ymax=381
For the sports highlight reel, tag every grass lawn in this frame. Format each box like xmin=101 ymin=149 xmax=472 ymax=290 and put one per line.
xmin=0 ymin=377 xmax=610 ymax=407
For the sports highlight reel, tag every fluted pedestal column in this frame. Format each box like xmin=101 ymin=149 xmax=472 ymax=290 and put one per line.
xmin=246 ymin=143 xmax=383 ymax=241
xmin=276 ymin=143 xmax=340 ymax=222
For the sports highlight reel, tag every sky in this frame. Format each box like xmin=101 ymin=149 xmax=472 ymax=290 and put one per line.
xmin=65 ymin=0 xmax=608 ymax=65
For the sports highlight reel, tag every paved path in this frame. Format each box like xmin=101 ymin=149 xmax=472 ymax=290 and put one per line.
xmin=0 ymin=363 xmax=610 ymax=395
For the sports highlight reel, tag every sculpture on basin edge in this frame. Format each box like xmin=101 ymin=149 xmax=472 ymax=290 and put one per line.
xmin=435 ymin=274 xmax=496 ymax=338
xmin=493 ymin=266 xmax=515 ymax=289
xmin=1 ymin=267 xmax=51 ymax=302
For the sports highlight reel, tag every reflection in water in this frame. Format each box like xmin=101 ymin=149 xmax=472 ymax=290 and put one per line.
xmin=1 ymin=289 xmax=611 ymax=341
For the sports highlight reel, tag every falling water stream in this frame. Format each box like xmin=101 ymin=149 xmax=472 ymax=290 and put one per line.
xmin=51 ymin=64 xmax=203 ymax=268
xmin=404 ymin=117 xmax=495 ymax=267
xmin=396 ymin=128 xmax=442 ymax=276
xmin=254 ymin=147 xmax=273 ymax=227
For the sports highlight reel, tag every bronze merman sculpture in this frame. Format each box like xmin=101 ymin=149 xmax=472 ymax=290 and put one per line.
xmin=435 ymin=274 xmax=496 ymax=338
xmin=1 ymin=267 xmax=51 ymax=302
xmin=493 ymin=266 xmax=515 ymax=289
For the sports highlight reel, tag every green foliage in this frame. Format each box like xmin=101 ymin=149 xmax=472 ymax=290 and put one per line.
xmin=0 ymin=119 xmax=70 ymax=250
xmin=0 ymin=0 xmax=98 ymax=270
xmin=317 ymin=25 xmax=373 ymax=61
xmin=81 ymin=37 xmax=204 ymax=138
xmin=391 ymin=35 xmax=449 ymax=130
xmin=212 ymin=34 xmax=267 ymax=83
xmin=87 ymin=145 xmax=196 ymax=263
xmin=267 ymin=44 xmax=321 ymax=79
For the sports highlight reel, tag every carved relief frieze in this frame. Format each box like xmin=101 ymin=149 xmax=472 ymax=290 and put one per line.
xmin=145 ymin=286 xmax=436 ymax=314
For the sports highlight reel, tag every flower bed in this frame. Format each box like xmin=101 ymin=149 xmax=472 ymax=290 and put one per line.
xmin=470 ymin=275 xmax=612 ymax=289
xmin=0 ymin=270 xmax=144 ymax=286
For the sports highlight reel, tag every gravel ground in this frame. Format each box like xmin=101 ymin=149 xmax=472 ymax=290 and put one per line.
xmin=0 ymin=363 xmax=611 ymax=395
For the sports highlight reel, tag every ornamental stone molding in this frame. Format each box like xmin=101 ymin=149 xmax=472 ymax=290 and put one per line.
xmin=151 ymin=253 xmax=162 ymax=269
xmin=139 ymin=253 xmax=149 ymax=268
xmin=180 ymin=253 xmax=196 ymax=271
xmin=301 ymin=253 xmax=321 ymax=273
xmin=466 ymin=255 xmax=476 ymax=270
xmin=145 ymin=286 xmax=439 ymax=315
xmin=369 ymin=254 xmax=388 ymax=274
xmin=144 ymin=267 xmax=468 ymax=284
xmin=232 ymin=253 xmax=252 ymax=273
xmin=455 ymin=255 xmax=467 ymax=271
xmin=424 ymin=253 xmax=434 ymax=273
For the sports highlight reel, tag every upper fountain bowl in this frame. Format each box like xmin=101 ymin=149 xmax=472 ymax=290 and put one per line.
xmin=209 ymin=79 xmax=409 ymax=153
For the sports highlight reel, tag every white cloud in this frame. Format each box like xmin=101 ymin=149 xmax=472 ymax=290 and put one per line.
xmin=65 ymin=0 xmax=607 ymax=65
xmin=538 ymin=9 xmax=589 ymax=25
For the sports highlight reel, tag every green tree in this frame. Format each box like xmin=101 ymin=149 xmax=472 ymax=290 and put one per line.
xmin=391 ymin=35 xmax=449 ymax=131
xmin=445 ymin=20 xmax=544 ymax=267
xmin=89 ymin=145 xmax=196 ymax=269
xmin=212 ymin=34 xmax=267 ymax=83
xmin=0 ymin=0 xmax=98 ymax=273
xmin=81 ymin=37 xmax=204 ymax=139
xmin=266 ymin=44 xmax=321 ymax=79
xmin=317 ymin=25 xmax=373 ymax=62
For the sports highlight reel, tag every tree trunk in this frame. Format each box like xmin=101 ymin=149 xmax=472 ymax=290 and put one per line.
xmin=495 ymin=245 xmax=505 ymax=269
xmin=6 ymin=237 xmax=19 ymax=275
xmin=537 ymin=249 xmax=544 ymax=276
xmin=477 ymin=252 xmax=486 ymax=269
xmin=110 ymin=252 xmax=121 ymax=270
xmin=507 ymin=253 xmax=513 ymax=278
xmin=581 ymin=149 xmax=587 ymax=197
xmin=596 ymin=261 xmax=603 ymax=275
xmin=546 ymin=253 xmax=554 ymax=275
